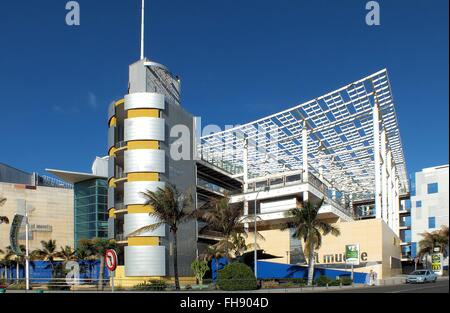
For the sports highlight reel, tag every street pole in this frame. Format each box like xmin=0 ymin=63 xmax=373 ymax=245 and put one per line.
xmin=254 ymin=191 xmax=259 ymax=279
xmin=25 ymin=202 xmax=30 ymax=291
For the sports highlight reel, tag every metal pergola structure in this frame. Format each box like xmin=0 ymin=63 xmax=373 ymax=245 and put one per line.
xmin=199 ymin=69 xmax=409 ymax=203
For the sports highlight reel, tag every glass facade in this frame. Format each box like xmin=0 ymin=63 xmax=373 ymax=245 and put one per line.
xmin=74 ymin=178 xmax=108 ymax=247
xmin=400 ymin=215 xmax=411 ymax=227
xmin=416 ymin=200 xmax=422 ymax=208
xmin=400 ymin=229 xmax=411 ymax=242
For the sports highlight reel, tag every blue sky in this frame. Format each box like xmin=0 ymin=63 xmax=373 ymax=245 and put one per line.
xmin=0 ymin=0 xmax=448 ymax=178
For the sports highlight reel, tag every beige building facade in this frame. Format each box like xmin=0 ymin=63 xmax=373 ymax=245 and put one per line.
xmin=0 ymin=181 xmax=74 ymax=252
xmin=247 ymin=219 xmax=402 ymax=279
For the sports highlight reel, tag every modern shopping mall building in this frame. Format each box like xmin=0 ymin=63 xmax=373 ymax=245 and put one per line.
xmin=0 ymin=163 xmax=74 ymax=252
xmin=106 ymin=55 xmax=412 ymax=283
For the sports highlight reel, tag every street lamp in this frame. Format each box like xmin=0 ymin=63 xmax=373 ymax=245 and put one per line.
xmin=254 ymin=185 xmax=270 ymax=279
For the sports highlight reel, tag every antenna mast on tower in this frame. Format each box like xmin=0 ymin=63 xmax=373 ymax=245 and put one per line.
xmin=140 ymin=0 xmax=145 ymax=60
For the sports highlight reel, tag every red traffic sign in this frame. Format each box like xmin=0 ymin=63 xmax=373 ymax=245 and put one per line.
xmin=105 ymin=249 xmax=118 ymax=272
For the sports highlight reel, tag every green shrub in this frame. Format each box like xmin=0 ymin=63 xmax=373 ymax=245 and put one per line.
xmin=329 ymin=280 xmax=341 ymax=286
xmin=316 ymin=276 xmax=332 ymax=287
xmin=7 ymin=282 xmax=27 ymax=290
xmin=291 ymin=278 xmax=306 ymax=286
xmin=217 ymin=263 xmax=257 ymax=291
xmin=339 ymin=276 xmax=353 ymax=286
xmin=133 ymin=280 xmax=167 ymax=291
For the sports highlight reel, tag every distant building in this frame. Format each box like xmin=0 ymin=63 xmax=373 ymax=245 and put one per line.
xmin=47 ymin=157 xmax=109 ymax=248
xmin=0 ymin=163 xmax=74 ymax=252
xmin=410 ymin=165 xmax=449 ymax=258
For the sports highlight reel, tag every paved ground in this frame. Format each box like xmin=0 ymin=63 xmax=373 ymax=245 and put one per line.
xmin=321 ymin=278 xmax=448 ymax=293
xmin=3 ymin=278 xmax=448 ymax=293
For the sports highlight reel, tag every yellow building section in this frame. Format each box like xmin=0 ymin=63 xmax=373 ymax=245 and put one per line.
xmin=128 ymin=205 xmax=154 ymax=214
xmin=127 ymin=140 xmax=159 ymax=150
xmin=108 ymin=146 xmax=117 ymax=157
xmin=112 ymin=266 xmax=197 ymax=288
xmin=109 ymin=116 xmax=117 ymax=127
xmin=127 ymin=173 xmax=159 ymax=182
xmin=128 ymin=237 xmax=159 ymax=246
xmin=127 ymin=108 xmax=160 ymax=118
xmin=115 ymin=99 xmax=125 ymax=107
xmin=108 ymin=178 xmax=117 ymax=188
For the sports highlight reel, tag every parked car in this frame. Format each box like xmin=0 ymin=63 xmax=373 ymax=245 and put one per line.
xmin=405 ymin=270 xmax=437 ymax=284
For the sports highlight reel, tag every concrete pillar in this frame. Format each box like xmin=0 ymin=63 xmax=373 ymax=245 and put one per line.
xmin=243 ymin=139 xmax=249 ymax=225
xmin=302 ymin=124 xmax=309 ymax=183
xmin=394 ymin=176 xmax=400 ymax=236
xmin=386 ymin=151 xmax=393 ymax=228
xmin=373 ymin=103 xmax=382 ymax=219
xmin=381 ymin=129 xmax=388 ymax=224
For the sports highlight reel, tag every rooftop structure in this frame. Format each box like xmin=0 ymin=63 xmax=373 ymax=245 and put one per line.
xmin=199 ymin=69 xmax=408 ymax=201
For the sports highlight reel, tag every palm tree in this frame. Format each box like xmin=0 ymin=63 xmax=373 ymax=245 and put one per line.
xmin=90 ymin=238 xmax=117 ymax=290
xmin=0 ymin=195 xmax=9 ymax=225
xmin=76 ymin=239 xmax=96 ymax=280
xmin=3 ymin=245 xmax=25 ymax=282
xmin=229 ymin=231 xmax=263 ymax=258
xmin=31 ymin=239 xmax=59 ymax=277
xmin=280 ymin=199 xmax=340 ymax=286
xmin=196 ymin=195 xmax=246 ymax=259
xmin=57 ymin=246 xmax=76 ymax=264
xmin=129 ymin=184 xmax=193 ymax=290
xmin=418 ymin=225 xmax=450 ymax=268
xmin=199 ymin=243 xmax=225 ymax=287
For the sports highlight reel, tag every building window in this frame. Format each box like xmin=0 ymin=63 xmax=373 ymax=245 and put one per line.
xmin=427 ymin=183 xmax=438 ymax=194
xmin=416 ymin=200 xmax=422 ymax=208
xmin=405 ymin=199 xmax=411 ymax=211
xmin=428 ymin=217 xmax=436 ymax=229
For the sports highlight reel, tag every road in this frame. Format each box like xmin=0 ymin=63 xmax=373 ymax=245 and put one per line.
xmin=322 ymin=278 xmax=448 ymax=293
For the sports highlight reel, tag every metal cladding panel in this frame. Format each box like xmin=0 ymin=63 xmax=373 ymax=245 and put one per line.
xmin=108 ymin=127 xmax=115 ymax=149
xmin=108 ymin=101 xmax=115 ymax=120
xmin=107 ymin=217 xmax=115 ymax=239
xmin=124 ymin=117 xmax=165 ymax=142
xmin=124 ymin=181 xmax=166 ymax=206
xmin=124 ymin=213 xmax=165 ymax=237
xmin=108 ymin=156 xmax=115 ymax=179
xmin=125 ymin=246 xmax=166 ymax=277
xmin=124 ymin=92 xmax=165 ymax=111
xmin=108 ymin=187 xmax=115 ymax=209
xmin=124 ymin=149 xmax=165 ymax=174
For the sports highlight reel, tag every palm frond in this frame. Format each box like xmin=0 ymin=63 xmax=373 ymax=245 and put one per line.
xmin=128 ymin=222 xmax=165 ymax=237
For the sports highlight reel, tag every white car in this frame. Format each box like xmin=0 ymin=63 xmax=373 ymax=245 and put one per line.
xmin=405 ymin=270 xmax=438 ymax=284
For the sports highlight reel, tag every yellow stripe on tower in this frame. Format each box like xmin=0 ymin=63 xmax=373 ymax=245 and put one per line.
xmin=127 ymin=205 xmax=154 ymax=214
xmin=127 ymin=108 xmax=160 ymax=118
xmin=128 ymin=237 xmax=159 ymax=246
xmin=127 ymin=173 xmax=159 ymax=182
xmin=128 ymin=140 xmax=159 ymax=150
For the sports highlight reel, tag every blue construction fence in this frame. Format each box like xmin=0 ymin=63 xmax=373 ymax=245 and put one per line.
xmin=211 ymin=259 xmax=368 ymax=284
xmin=0 ymin=261 xmax=110 ymax=284
xmin=257 ymin=261 xmax=369 ymax=284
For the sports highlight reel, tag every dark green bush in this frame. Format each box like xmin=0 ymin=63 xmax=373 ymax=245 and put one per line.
xmin=217 ymin=263 xmax=257 ymax=291
xmin=290 ymin=278 xmax=306 ymax=285
xmin=339 ymin=276 xmax=353 ymax=286
xmin=329 ymin=280 xmax=340 ymax=286
xmin=133 ymin=280 xmax=167 ymax=291
xmin=316 ymin=276 xmax=332 ymax=287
